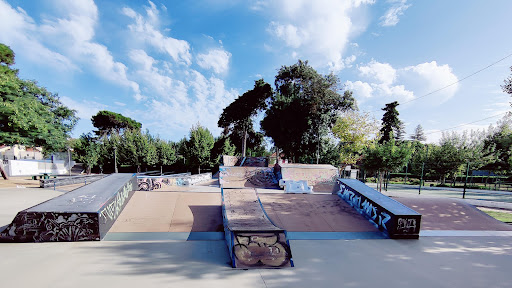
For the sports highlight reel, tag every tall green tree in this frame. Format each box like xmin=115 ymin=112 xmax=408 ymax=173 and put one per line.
xmin=118 ymin=129 xmax=157 ymax=172
xmin=72 ymin=133 xmax=100 ymax=174
xmin=410 ymin=124 xmax=427 ymax=142
xmin=218 ymin=79 xmax=272 ymax=157
xmin=261 ymin=60 xmax=356 ymax=161
xmin=332 ymin=110 xmax=380 ymax=168
xmin=0 ymin=43 xmax=78 ymax=153
xmin=362 ymin=138 xmax=412 ymax=191
xmin=91 ymin=110 xmax=141 ymax=137
xmin=481 ymin=115 xmax=512 ymax=174
xmin=379 ymin=101 xmax=402 ymax=143
xmin=186 ymin=124 xmax=214 ymax=174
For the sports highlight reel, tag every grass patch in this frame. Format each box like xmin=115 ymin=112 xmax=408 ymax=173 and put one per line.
xmin=479 ymin=208 xmax=512 ymax=223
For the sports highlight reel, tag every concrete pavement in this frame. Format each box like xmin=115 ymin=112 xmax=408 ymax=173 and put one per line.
xmin=1 ymin=184 xmax=512 ymax=287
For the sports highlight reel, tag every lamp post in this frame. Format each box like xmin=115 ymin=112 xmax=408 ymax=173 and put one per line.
xmin=68 ymin=147 xmax=73 ymax=177
xmin=114 ymin=146 xmax=118 ymax=174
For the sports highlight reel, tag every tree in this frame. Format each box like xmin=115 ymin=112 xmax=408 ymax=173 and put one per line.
xmin=379 ymin=101 xmax=402 ymax=143
xmin=211 ymin=136 xmax=236 ymax=165
xmin=91 ymin=110 xmax=141 ymax=137
xmin=481 ymin=115 xmax=512 ymax=174
xmin=427 ymin=135 xmax=466 ymax=185
xmin=154 ymin=138 xmax=176 ymax=167
xmin=186 ymin=124 xmax=214 ymax=174
xmin=410 ymin=124 xmax=427 ymax=142
xmin=118 ymin=129 xmax=157 ymax=173
xmin=261 ymin=60 xmax=356 ymax=161
xmin=362 ymin=138 xmax=413 ymax=191
xmin=332 ymin=110 xmax=380 ymax=168
xmin=0 ymin=44 xmax=78 ymax=153
xmin=218 ymin=79 xmax=272 ymax=157
xmin=72 ymin=133 xmax=100 ymax=174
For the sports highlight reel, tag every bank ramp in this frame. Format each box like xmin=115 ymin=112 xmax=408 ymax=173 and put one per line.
xmin=222 ymin=188 xmax=293 ymax=268
xmin=0 ymin=173 xmax=136 ymax=242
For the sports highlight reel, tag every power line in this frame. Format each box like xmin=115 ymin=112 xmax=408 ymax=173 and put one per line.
xmin=368 ymin=51 xmax=512 ymax=112
xmin=424 ymin=111 xmax=509 ymax=135
xmin=402 ymin=52 xmax=512 ymax=105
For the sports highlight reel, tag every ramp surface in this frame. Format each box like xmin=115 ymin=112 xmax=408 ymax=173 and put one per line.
xmin=259 ymin=194 xmax=380 ymax=232
xmin=219 ymin=166 xmax=279 ymax=189
xmin=110 ymin=191 xmax=223 ymax=233
xmin=222 ymin=188 xmax=292 ymax=268
xmin=394 ymin=197 xmax=512 ymax=231
xmin=0 ymin=173 xmax=136 ymax=242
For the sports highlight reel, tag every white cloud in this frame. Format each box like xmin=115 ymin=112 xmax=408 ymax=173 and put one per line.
xmin=0 ymin=1 xmax=76 ymax=70
xmin=196 ymin=49 xmax=232 ymax=74
xmin=345 ymin=80 xmax=373 ymax=98
xmin=359 ymin=59 xmax=396 ymax=85
xmin=265 ymin=0 xmax=375 ymax=72
xmin=380 ymin=0 xmax=411 ymax=27
xmin=122 ymin=2 xmax=192 ymax=65
xmin=403 ymin=61 xmax=459 ymax=104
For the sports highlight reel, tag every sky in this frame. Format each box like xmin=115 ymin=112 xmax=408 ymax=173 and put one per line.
xmin=1 ymin=0 xmax=511 ymax=144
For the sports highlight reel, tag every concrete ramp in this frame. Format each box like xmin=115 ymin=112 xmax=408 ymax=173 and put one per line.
xmin=276 ymin=164 xmax=339 ymax=192
xmin=222 ymin=188 xmax=293 ymax=268
xmin=0 ymin=173 xmax=136 ymax=242
xmin=219 ymin=166 xmax=279 ymax=189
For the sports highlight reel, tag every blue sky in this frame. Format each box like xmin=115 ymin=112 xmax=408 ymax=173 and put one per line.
xmin=1 ymin=0 xmax=511 ymax=144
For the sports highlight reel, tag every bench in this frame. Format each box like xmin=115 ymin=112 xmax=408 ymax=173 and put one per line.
xmin=334 ymin=179 xmax=422 ymax=239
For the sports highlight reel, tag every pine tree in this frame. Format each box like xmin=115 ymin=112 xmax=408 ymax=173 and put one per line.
xmin=410 ymin=124 xmax=427 ymax=142
xmin=379 ymin=101 xmax=402 ymax=143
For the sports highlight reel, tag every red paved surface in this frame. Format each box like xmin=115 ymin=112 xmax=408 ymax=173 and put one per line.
xmin=259 ymin=193 xmax=379 ymax=232
xmin=394 ymin=197 xmax=512 ymax=231
xmin=110 ymin=191 xmax=223 ymax=232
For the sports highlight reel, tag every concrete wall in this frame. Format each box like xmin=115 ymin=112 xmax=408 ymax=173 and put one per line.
xmin=5 ymin=160 xmax=74 ymax=177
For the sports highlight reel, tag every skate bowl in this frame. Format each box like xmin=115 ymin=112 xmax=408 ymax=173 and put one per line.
xmin=335 ymin=179 xmax=421 ymax=239
xmin=276 ymin=163 xmax=339 ymax=192
xmin=0 ymin=173 xmax=136 ymax=242
xmin=222 ymin=188 xmax=293 ymax=269
xmin=219 ymin=166 xmax=279 ymax=189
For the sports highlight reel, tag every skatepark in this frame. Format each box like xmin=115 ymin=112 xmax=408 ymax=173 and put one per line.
xmin=1 ymin=157 xmax=512 ymax=287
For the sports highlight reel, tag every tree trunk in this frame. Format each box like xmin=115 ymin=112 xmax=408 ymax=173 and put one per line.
xmin=198 ymin=166 xmax=201 ymax=174
xmin=0 ymin=161 xmax=8 ymax=180
xmin=242 ymin=129 xmax=248 ymax=157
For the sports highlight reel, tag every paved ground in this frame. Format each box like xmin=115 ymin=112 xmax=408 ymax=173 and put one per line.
xmin=1 ymin=179 xmax=512 ymax=287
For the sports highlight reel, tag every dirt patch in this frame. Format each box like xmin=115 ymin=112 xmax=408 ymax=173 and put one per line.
xmin=0 ymin=177 xmax=40 ymax=188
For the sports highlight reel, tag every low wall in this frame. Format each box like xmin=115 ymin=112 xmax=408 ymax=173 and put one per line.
xmin=219 ymin=166 xmax=279 ymax=189
xmin=137 ymin=172 xmax=212 ymax=191
xmin=277 ymin=164 xmax=339 ymax=192
xmin=0 ymin=174 xmax=136 ymax=242
xmin=39 ymin=174 xmax=106 ymax=188
xmin=5 ymin=160 xmax=73 ymax=176
xmin=335 ymin=179 xmax=421 ymax=239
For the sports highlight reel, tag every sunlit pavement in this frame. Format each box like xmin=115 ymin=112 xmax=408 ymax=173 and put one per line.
xmin=1 ymin=186 xmax=512 ymax=287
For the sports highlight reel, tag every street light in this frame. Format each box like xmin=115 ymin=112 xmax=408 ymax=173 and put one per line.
xmin=68 ymin=147 xmax=73 ymax=177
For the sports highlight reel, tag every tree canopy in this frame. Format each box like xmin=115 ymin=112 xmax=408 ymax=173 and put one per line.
xmin=91 ymin=110 xmax=141 ymax=137
xmin=410 ymin=124 xmax=427 ymax=142
xmin=379 ymin=101 xmax=402 ymax=143
xmin=261 ymin=60 xmax=356 ymax=161
xmin=0 ymin=43 xmax=78 ymax=152
xmin=186 ymin=124 xmax=214 ymax=174
xmin=218 ymin=79 xmax=272 ymax=156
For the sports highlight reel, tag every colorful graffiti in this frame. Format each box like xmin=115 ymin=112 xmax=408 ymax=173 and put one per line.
xmin=336 ymin=179 xmax=421 ymax=239
xmin=137 ymin=173 xmax=212 ymax=191
xmin=232 ymin=232 xmax=291 ymax=268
